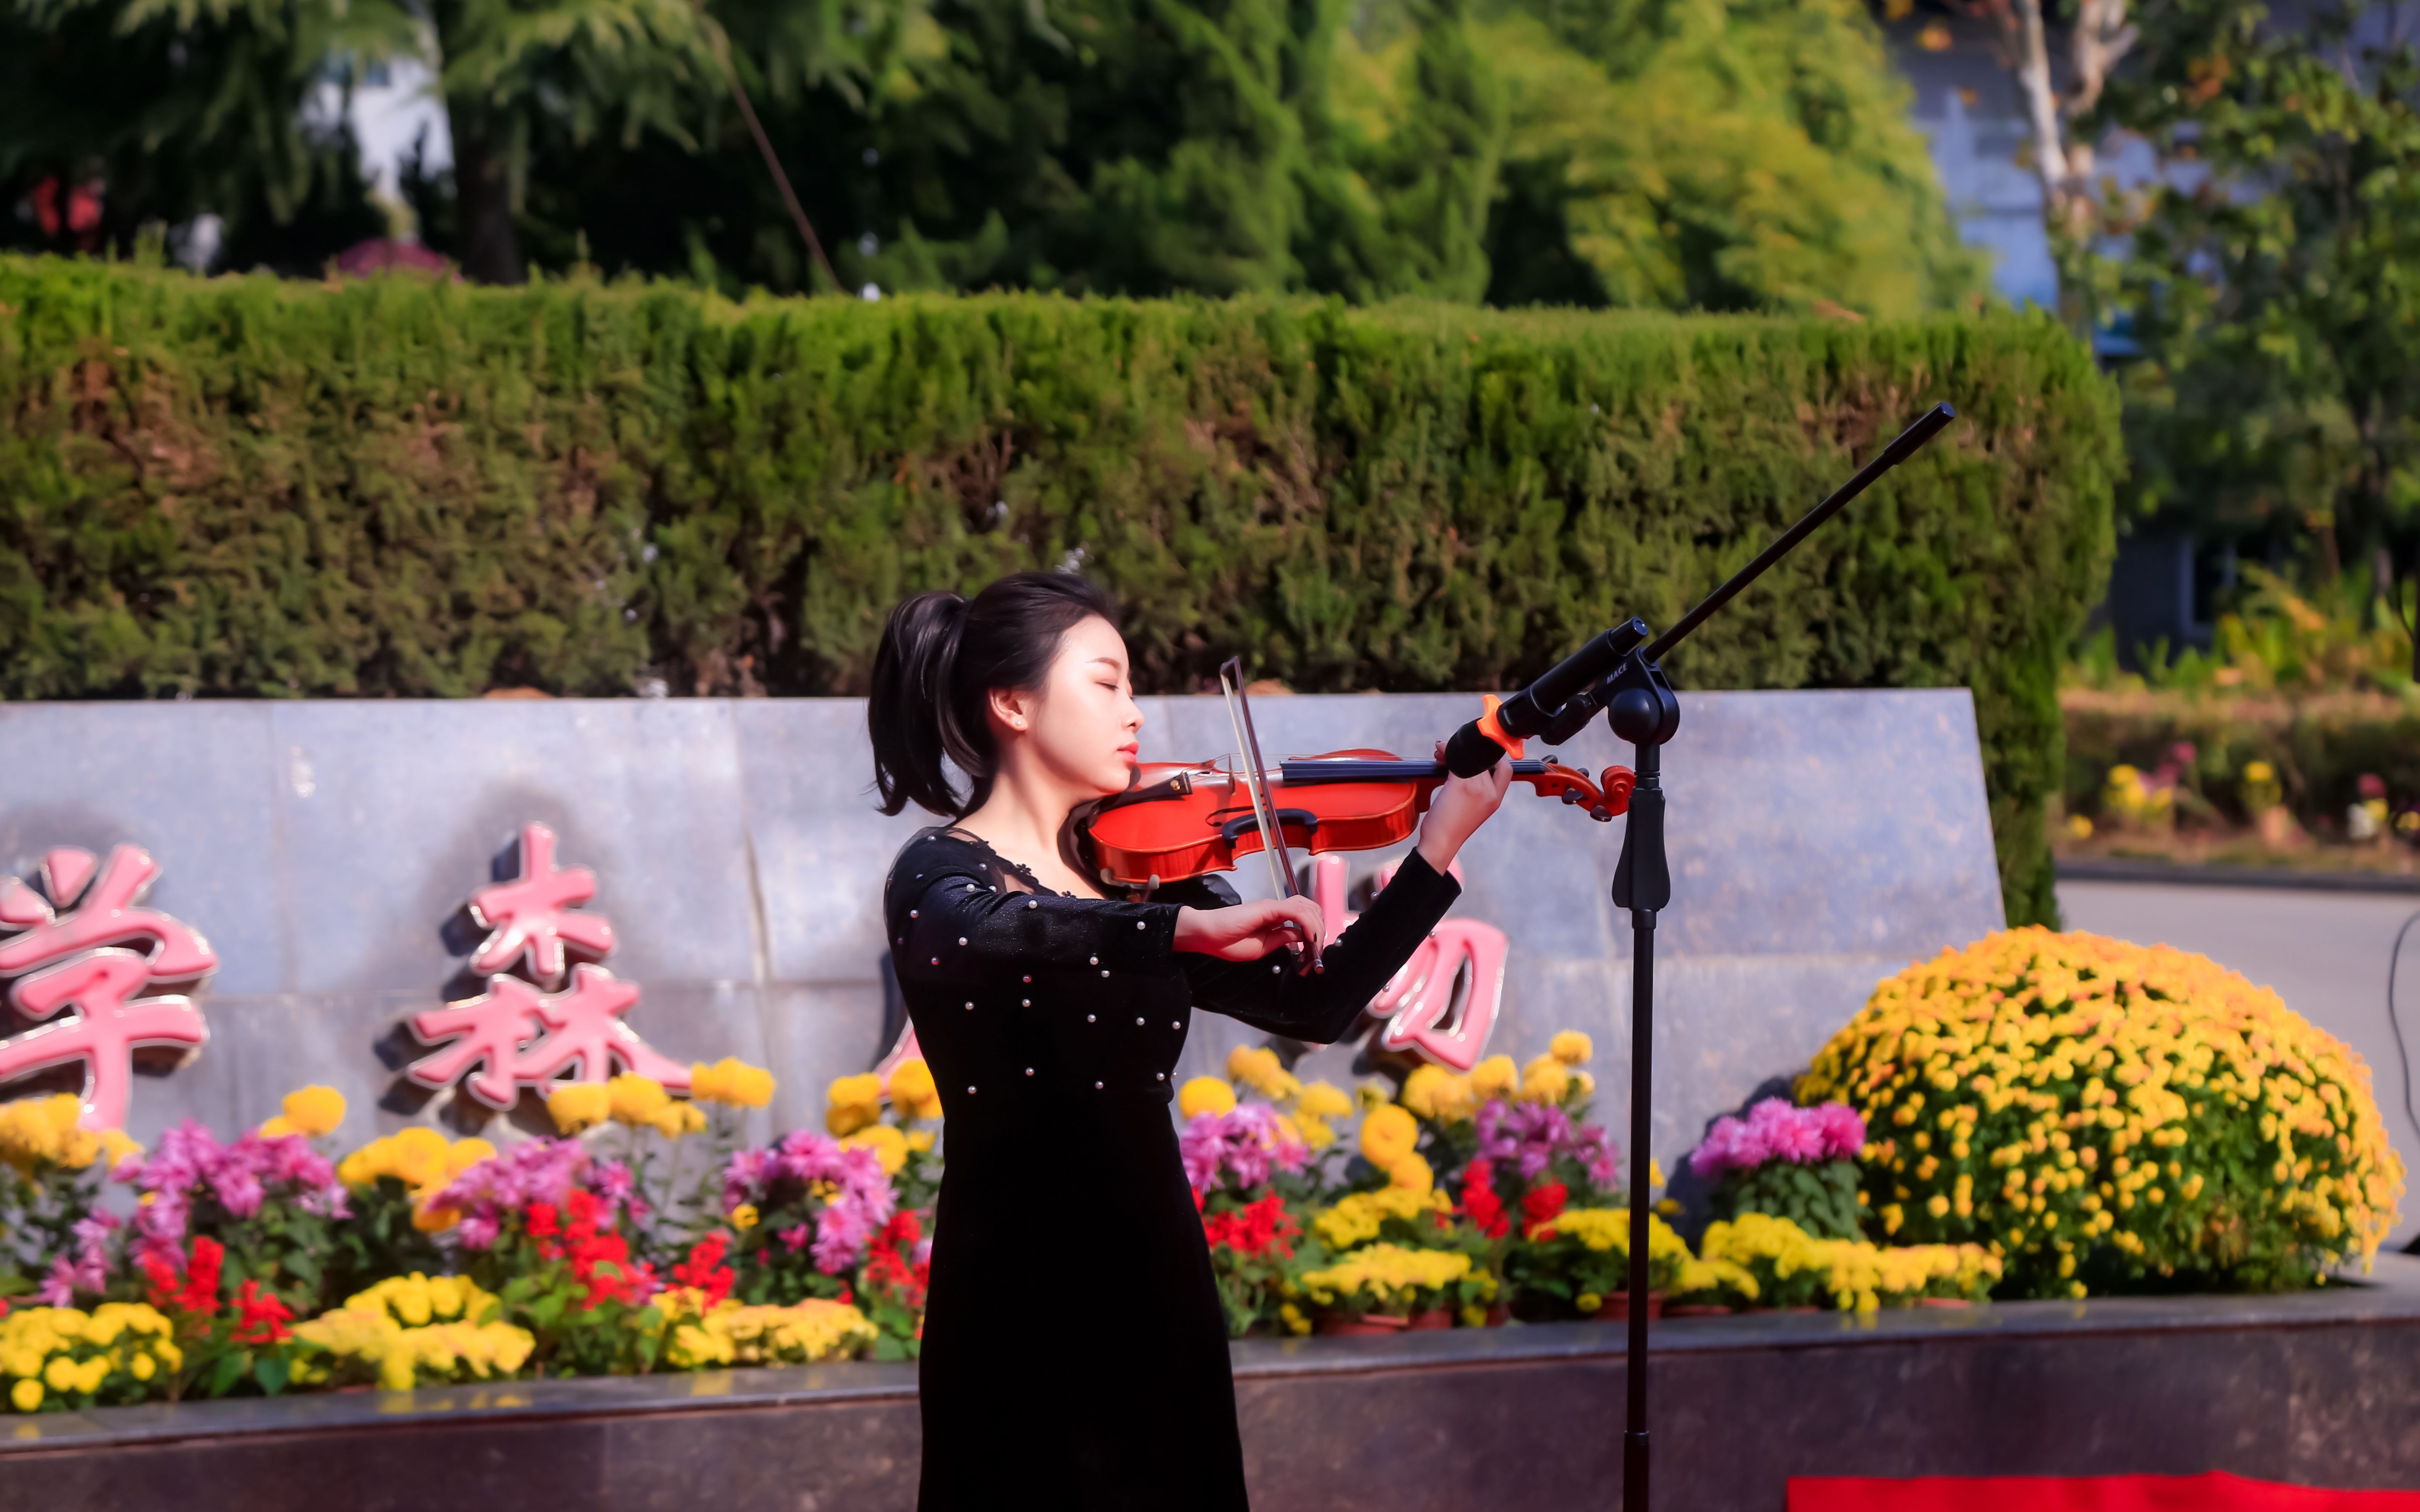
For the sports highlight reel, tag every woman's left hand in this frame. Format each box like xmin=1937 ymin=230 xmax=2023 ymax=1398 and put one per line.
xmin=1415 ymin=740 xmax=1512 ymax=874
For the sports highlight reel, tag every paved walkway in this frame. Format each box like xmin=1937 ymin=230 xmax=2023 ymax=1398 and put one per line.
xmin=2057 ymin=881 xmax=2420 ymax=1250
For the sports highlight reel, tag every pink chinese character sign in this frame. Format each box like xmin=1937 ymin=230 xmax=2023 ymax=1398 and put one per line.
xmin=405 ymin=824 xmax=689 ymax=1110
xmin=0 ymin=845 xmax=219 ymax=1130
xmin=1308 ymin=854 xmax=1507 ymax=1073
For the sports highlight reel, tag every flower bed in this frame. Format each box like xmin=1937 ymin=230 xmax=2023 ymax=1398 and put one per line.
xmin=6 ymin=926 xmax=2378 ymax=1415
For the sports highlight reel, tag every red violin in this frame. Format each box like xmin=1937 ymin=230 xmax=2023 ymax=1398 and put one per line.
xmin=1075 ymin=664 xmax=1636 ymax=892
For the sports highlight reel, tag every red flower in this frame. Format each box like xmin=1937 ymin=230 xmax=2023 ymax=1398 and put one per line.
xmin=1459 ymin=1160 xmax=1509 ymax=1240
xmin=231 ymin=1280 xmax=293 ymax=1345
xmin=1200 ymin=1192 xmax=1297 ymax=1259
xmin=1520 ymin=1180 xmax=1568 ymax=1240
xmin=861 ymin=1209 xmax=931 ymax=1309
xmin=143 ymin=1237 xmax=225 ymax=1317
xmin=673 ymin=1232 xmax=736 ymax=1308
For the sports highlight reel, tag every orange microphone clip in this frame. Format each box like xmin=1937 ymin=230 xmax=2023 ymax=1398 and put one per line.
xmin=1476 ymin=695 xmax=1524 ymax=761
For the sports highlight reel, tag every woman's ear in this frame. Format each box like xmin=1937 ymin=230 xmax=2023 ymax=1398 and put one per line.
xmin=989 ymin=685 xmax=1035 ymax=734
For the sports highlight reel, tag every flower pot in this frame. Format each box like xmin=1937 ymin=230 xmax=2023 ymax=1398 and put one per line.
xmin=1484 ymin=1304 xmax=1512 ymax=1328
xmin=1407 ymin=1308 xmax=1454 ymax=1331
xmin=1916 ymin=1297 xmax=1973 ymax=1309
xmin=1318 ymin=1312 xmax=1410 ymax=1336
xmin=1598 ymin=1292 xmax=1665 ymax=1321
xmin=1663 ymin=1303 xmax=1733 ymax=1318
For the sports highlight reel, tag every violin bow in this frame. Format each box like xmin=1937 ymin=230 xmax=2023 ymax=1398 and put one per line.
xmin=1217 ymin=657 xmax=1296 ymax=902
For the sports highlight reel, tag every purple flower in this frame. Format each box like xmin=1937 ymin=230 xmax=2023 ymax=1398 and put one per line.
xmin=1179 ymin=1104 xmax=1307 ymax=1194
xmin=114 ymin=1120 xmax=347 ymax=1268
xmin=1687 ymin=1099 xmax=1865 ymax=1179
xmin=1473 ymin=1100 xmax=1616 ymax=1186
xmin=721 ymin=1132 xmax=897 ymax=1275
xmin=432 ymin=1138 xmax=589 ymax=1250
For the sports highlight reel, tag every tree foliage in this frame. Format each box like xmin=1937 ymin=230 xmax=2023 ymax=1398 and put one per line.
xmin=6 ymin=0 xmax=1985 ymax=315
xmin=2084 ymin=0 xmax=2420 ymax=664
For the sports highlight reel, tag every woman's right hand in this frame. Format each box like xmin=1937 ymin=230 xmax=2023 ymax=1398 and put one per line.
xmin=1173 ymin=897 xmax=1326 ymax=973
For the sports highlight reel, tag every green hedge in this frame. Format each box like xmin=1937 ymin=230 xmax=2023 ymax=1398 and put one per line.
xmin=0 ymin=255 xmax=2118 ymax=923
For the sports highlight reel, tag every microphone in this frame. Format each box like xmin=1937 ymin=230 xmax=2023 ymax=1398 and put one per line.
xmin=1442 ymin=618 xmax=1649 ymax=777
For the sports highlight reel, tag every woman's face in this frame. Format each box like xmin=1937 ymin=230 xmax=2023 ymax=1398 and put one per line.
xmin=994 ymin=614 xmax=1143 ymax=797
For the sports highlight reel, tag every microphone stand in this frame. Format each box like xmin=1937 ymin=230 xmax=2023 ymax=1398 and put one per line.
xmin=1585 ymin=403 xmax=1957 ymax=1511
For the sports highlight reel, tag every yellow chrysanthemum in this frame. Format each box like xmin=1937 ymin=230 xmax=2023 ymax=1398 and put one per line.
xmin=1469 ymin=1055 xmax=1518 ymax=1101
xmin=1179 ymin=1077 xmax=1237 ymax=1120
xmin=1296 ymin=1080 xmax=1353 ymax=1120
xmin=278 ymin=1086 xmax=347 ymax=1138
xmin=887 ymin=1058 xmax=937 ymax=1115
xmin=1797 ymin=927 xmax=2405 ymax=1296
xmin=1388 ymin=1152 xmax=1434 ymax=1194
xmin=606 ymin=1074 xmax=671 ymax=1126
xmin=731 ymin=1203 xmax=761 ymax=1231
xmin=1400 ymin=1065 xmax=1447 ymax=1118
xmin=546 ymin=1082 xmax=612 ymax=1134
xmin=826 ymin=1073 xmax=884 ymax=1137
xmin=1227 ymin=1045 xmax=1300 ymax=1100
xmin=1520 ymin=1055 xmax=1570 ymax=1105
xmin=647 ymin=1100 xmax=708 ymax=1140
xmin=690 ymin=1058 xmax=776 ymax=1109
xmin=1359 ymin=1104 xmax=1418 ymax=1168
xmin=1550 ymin=1031 xmax=1594 ymax=1066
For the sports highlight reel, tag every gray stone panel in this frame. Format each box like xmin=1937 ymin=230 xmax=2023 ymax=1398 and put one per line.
xmin=265 ymin=700 xmax=757 ymax=992
xmin=0 ymin=691 xmax=2003 ymax=1177
xmin=0 ymin=702 xmax=286 ymax=995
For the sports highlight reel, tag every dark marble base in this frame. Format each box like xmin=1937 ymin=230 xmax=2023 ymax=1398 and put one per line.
xmin=10 ymin=1268 xmax=2420 ymax=1512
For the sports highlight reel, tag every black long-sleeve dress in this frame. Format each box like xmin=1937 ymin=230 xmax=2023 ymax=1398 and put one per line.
xmin=884 ymin=826 xmax=1463 ymax=1511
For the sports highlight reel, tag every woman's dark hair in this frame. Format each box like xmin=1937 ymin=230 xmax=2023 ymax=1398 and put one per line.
xmin=869 ymin=572 xmax=1121 ymax=817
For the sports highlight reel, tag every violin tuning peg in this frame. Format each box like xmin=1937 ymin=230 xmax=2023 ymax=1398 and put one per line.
xmin=1591 ymin=807 xmax=1611 ymax=821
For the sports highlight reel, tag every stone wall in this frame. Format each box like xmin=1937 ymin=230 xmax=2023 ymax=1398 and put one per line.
xmin=0 ymin=690 xmax=2003 ymax=1173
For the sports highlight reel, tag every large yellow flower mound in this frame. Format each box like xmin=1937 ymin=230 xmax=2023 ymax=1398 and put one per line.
xmin=289 ymin=1274 xmax=533 ymax=1391
xmin=2 ymin=1304 xmax=182 ymax=1412
xmin=1798 ymin=927 xmax=2406 ymax=1297
xmin=661 ymin=1296 xmax=878 ymax=1369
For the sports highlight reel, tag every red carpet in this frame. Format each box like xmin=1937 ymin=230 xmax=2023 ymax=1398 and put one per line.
xmin=1789 ymin=1473 xmax=2420 ymax=1511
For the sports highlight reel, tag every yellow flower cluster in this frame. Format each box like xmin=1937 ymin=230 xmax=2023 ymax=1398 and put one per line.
xmin=258 ymin=1085 xmax=347 ymax=1139
xmin=1297 ymin=1244 xmax=1476 ymax=1312
xmin=1798 ymin=928 xmax=2406 ymax=1295
xmin=660 ymin=1296 xmax=878 ymax=1369
xmin=843 ymin=1124 xmax=910 ymax=1176
xmin=1311 ymin=1187 xmax=1452 ymax=1250
xmin=3 ymin=1304 xmax=181 ymax=1412
xmin=1399 ymin=1065 xmax=1477 ymax=1123
xmin=1544 ymin=1208 xmax=1688 ymax=1262
xmin=1228 ymin=1046 xmax=1300 ymax=1102
xmin=337 ymin=1128 xmax=497 ymax=1230
xmin=1178 ymin=1076 xmax=1236 ymax=1119
xmin=827 ymin=1058 xmax=941 ymax=1135
xmin=1699 ymin=1213 xmax=2004 ymax=1313
xmin=689 ymin=1058 xmax=776 ymax=1109
xmin=292 ymin=1275 xmax=533 ymax=1391
xmin=545 ymin=1076 xmax=709 ymax=1138
xmin=0 ymin=1095 xmax=139 ymax=1174
xmin=2100 ymin=765 xmax=2175 ymax=830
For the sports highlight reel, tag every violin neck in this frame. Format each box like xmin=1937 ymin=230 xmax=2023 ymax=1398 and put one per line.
xmin=1276 ymin=759 xmax=1560 ymax=784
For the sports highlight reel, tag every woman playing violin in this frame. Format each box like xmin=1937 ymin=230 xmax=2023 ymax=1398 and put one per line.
xmin=868 ymin=572 xmax=1512 ymax=1511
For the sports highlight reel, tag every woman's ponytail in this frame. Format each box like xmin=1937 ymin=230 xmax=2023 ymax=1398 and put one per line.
xmin=868 ymin=572 xmax=1118 ymax=818
xmin=870 ymin=591 xmax=972 ymax=817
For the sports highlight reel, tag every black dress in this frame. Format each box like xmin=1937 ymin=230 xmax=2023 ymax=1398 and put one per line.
xmin=885 ymin=827 xmax=1462 ymax=1511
